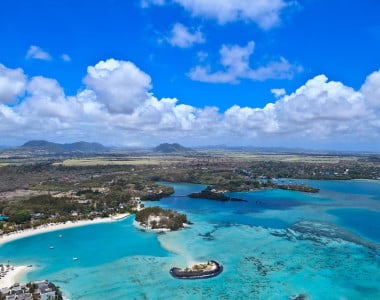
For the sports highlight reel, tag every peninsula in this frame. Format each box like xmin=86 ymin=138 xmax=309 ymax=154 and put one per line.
xmin=188 ymin=183 xmax=318 ymax=202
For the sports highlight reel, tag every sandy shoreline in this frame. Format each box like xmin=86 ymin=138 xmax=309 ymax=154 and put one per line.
xmin=0 ymin=213 xmax=131 ymax=289
xmin=0 ymin=213 xmax=131 ymax=246
xmin=0 ymin=265 xmax=31 ymax=289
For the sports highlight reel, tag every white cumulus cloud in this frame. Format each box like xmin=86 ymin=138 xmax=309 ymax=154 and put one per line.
xmin=222 ymin=74 xmax=371 ymax=145
xmin=84 ymin=59 xmax=152 ymax=114
xmin=26 ymin=45 xmax=52 ymax=60
xmin=189 ymin=41 xmax=301 ymax=83
xmin=144 ymin=0 xmax=291 ymax=29
xmin=1 ymin=60 xmax=380 ymax=150
xmin=360 ymin=70 xmax=380 ymax=109
xmin=0 ymin=64 xmax=27 ymax=104
xmin=271 ymin=88 xmax=286 ymax=98
xmin=20 ymin=76 xmax=81 ymax=120
xmin=167 ymin=23 xmax=205 ymax=48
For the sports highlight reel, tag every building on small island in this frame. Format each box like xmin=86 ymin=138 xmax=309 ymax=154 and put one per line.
xmin=170 ymin=260 xmax=223 ymax=279
xmin=135 ymin=206 xmax=190 ymax=231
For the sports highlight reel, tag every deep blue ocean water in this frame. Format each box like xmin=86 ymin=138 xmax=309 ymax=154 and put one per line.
xmin=1 ymin=180 xmax=380 ymax=299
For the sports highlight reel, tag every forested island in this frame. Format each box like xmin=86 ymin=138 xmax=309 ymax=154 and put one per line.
xmin=135 ymin=206 xmax=190 ymax=231
xmin=188 ymin=186 xmax=246 ymax=201
xmin=276 ymin=184 xmax=319 ymax=193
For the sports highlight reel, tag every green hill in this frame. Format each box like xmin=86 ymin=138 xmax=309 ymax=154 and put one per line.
xmin=2 ymin=140 xmax=109 ymax=156
xmin=153 ymin=143 xmax=192 ymax=153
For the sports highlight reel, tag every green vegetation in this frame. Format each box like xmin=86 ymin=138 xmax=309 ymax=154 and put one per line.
xmin=276 ymin=184 xmax=319 ymax=193
xmin=12 ymin=140 xmax=108 ymax=154
xmin=0 ymin=166 xmax=173 ymax=234
xmin=7 ymin=209 xmax=31 ymax=224
xmin=135 ymin=206 xmax=189 ymax=231
xmin=188 ymin=186 xmax=246 ymax=201
xmin=0 ymin=148 xmax=379 ymax=235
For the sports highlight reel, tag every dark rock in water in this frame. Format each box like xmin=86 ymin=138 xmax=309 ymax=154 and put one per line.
xmin=198 ymin=232 xmax=215 ymax=241
xmin=272 ymin=220 xmax=379 ymax=251
xmin=289 ymin=294 xmax=307 ymax=300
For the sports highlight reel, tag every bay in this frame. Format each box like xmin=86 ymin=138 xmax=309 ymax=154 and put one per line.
xmin=1 ymin=180 xmax=379 ymax=299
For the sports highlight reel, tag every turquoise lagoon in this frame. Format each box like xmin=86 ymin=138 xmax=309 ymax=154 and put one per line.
xmin=1 ymin=180 xmax=380 ymax=299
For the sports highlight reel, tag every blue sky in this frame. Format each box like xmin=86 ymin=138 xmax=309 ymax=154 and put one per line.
xmin=0 ymin=0 xmax=380 ymax=150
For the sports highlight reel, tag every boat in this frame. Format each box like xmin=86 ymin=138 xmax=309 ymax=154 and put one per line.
xmin=49 ymin=246 xmax=54 ymax=249
xmin=72 ymin=257 xmax=79 ymax=261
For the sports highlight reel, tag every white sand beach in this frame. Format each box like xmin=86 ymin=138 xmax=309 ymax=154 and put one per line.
xmin=0 ymin=213 xmax=130 ymax=289
xmin=0 ymin=213 xmax=130 ymax=245
xmin=0 ymin=265 xmax=31 ymax=289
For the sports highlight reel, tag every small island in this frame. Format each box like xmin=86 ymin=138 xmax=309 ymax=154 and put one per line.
xmin=188 ymin=183 xmax=318 ymax=203
xmin=170 ymin=260 xmax=223 ymax=279
xmin=135 ymin=206 xmax=190 ymax=231
xmin=276 ymin=184 xmax=319 ymax=193
xmin=188 ymin=186 xmax=246 ymax=202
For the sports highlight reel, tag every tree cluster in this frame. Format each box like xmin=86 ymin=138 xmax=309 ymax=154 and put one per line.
xmin=135 ymin=206 xmax=188 ymax=231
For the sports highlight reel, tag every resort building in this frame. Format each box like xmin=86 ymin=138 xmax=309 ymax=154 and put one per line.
xmin=0 ymin=280 xmax=60 ymax=300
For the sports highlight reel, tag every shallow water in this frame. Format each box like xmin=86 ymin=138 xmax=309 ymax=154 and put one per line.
xmin=1 ymin=180 xmax=379 ymax=299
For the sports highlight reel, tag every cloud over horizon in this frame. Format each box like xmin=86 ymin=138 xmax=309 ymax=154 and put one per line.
xmin=0 ymin=59 xmax=380 ymax=150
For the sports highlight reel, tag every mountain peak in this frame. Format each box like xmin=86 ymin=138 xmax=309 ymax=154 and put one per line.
xmin=154 ymin=143 xmax=192 ymax=153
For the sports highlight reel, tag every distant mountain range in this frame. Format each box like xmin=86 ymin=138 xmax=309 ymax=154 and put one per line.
xmin=2 ymin=141 xmax=371 ymax=157
xmin=153 ymin=143 xmax=193 ymax=153
xmin=1 ymin=140 xmax=108 ymax=155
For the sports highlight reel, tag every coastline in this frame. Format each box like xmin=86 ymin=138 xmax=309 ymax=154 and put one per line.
xmin=0 ymin=213 xmax=131 ymax=246
xmin=0 ymin=265 xmax=31 ymax=289
xmin=133 ymin=220 xmax=171 ymax=232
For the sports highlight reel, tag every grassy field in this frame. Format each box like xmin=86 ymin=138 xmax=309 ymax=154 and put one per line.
xmin=196 ymin=150 xmax=360 ymax=163
xmin=55 ymin=155 xmax=194 ymax=166
xmin=53 ymin=151 xmax=361 ymax=166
